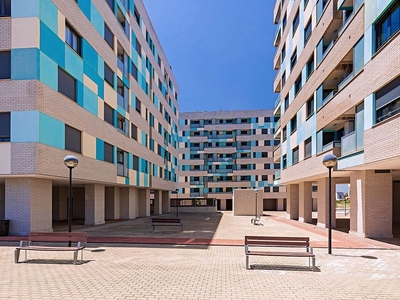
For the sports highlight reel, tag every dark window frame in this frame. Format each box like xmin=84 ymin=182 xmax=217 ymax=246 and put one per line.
xmin=0 ymin=112 xmax=10 ymax=142
xmin=65 ymin=22 xmax=81 ymax=56
xmin=58 ymin=68 xmax=76 ymax=102
xmin=0 ymin=51 xmax=11 ymax=79
xmin=65 ymin=125 xmax=81 ymax=153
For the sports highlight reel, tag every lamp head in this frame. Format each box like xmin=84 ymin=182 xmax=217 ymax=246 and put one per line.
xmin=64 ymin=155 xmax=79 ymax=168
xmin=323 ymin=154 xmax=338 ymax=168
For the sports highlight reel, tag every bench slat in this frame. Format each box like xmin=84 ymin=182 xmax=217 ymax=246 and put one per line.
xmin=16 ymin=246 xmax=84 ymax=251
xmin=246 ymin=250 xmax=314 ymax=257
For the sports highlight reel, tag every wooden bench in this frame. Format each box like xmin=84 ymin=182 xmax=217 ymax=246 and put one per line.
xmin=15 ymin=232 xmax=87 ymax=265
xmin=150 ymin=218 xmax=182 ymax=233
xmin=245 ymin=236 xmax=316 ymax=271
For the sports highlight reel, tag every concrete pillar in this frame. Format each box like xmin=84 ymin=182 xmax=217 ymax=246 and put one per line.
xmin=138 ymin=188 xmax=150 ymax=217
xmin=286 ymin=184 xmax=299 ymax=220
xmin=5 ymin=178 xmax=53 ymax=235
xmin=105 ymin=187 xmax=120 ymax=220
xmin=120 ymin=187 xmax=137 ymax=219
xmin=52 ymin=187 xmax=68 ymax=221
xmin=0 ymin=184 xmax=5 ymax=219
xmin=299 ymin=182 xmax=312 ymax=223
xmin=317 ymin=177 xmax=336 ymax=228
xmin=393 ymin=182 xmax=400 ymax=223
xmin=162 ymin=191 xmax=170 ymax=213
xmin=349 ymin=170 xmax=392 ymax=238
xmin=85 ymin=184 xmax=105 ymax=225
xmin=153 ymin=190 xmax=162 ymax=215
xmin=277 ymin=198 xmax=285 ymax=211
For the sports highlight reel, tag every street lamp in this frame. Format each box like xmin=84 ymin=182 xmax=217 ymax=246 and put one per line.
xmin=322 ymin=154 xmax=337 ymax=254
xmin=175 ymin=188 xmax=179 ymax=218
xmin=253 ymin=188 xmax=259 ymax=225
xmin=64 ymin=155 xmax=79 ymax=247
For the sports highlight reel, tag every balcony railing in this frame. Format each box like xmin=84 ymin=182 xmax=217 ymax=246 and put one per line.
xmin=338 ymin=71 xmax=354 ymax=90
xmin=322 ymin=140 xmax=341 ymax=152
xmin=274 ymin=118 xmax=281 ymax=131
xmin=341 ymin=131 xmax=356 ymax=156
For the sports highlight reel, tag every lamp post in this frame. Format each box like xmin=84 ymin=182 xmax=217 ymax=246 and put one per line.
xmin=254 ymin=188 xmax=258 ymax=225
xmin=64 ymin=155 xmax=79 ymax=247
xmin=175 ymin=188 xmax=179 ymax=218
xmin=322 ymin=154 xmax=337 ymax=254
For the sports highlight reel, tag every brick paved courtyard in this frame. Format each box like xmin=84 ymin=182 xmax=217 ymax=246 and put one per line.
xmin=1 ymin=212 xmax=399 ymax=299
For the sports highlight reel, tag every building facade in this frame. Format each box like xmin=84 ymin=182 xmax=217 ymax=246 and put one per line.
xmin=0 ymin=0 xmax=179 ymax=235
xmin=178 ymin=110 xmax=287 ymax=211
xmin=273 ymin=0 xmax=400 ymax=237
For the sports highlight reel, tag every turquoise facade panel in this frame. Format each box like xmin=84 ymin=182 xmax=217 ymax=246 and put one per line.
xmin=11 ymin=111 xmax=40 ymax=142
xmin=78 ymin=0 xmax=91 ymax=20
xmin=82 ymin=40 xmax=98 ymax=73
xmin=40 ymin=0 xmax=58 ymax=34
xmin=128 ymin=153 xmax=133 ymax=169
xmin=96 ymin=138 xmax=104 ymax=160
xmin=83 ymin=86 xmax=98 ymax=116
xmin=65 ymin=46 xmax=83 ymax=82
xmin=11 ymin=48 xmax=40 ymax=80
xmin=12 ymin=0 xmax=39 ymax=18
xmin=40 ymin=22 xmax=65 ymax=67
xmin=75 ymin=81 xmax=84 ymax=107
xmin=90 ymin=3 xmax=104 ymax=36
xmin=40 ymin=51 xmax=58 ymax=90
xmin=125 ymin=177 xmax=129 ymax=185
xmin=39 ymin=113 xmax=64 ymax=149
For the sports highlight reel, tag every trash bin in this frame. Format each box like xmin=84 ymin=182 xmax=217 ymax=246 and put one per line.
xmin=0 ymin=220 xmax=10 ymax=236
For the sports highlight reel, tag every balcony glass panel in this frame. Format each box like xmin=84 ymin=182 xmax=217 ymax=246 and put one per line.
xmin=341 ymin=131 xmax=356 ymax=156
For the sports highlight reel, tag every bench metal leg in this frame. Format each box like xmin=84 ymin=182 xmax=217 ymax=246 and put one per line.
xmin=312 ymin=257 xmax=316 ymax=272
xmin=246 ymin=256 xmax=250 ymax=270
xmin=73 ymin=251 xmax=78 ymax=265
xmin=14 ymin=249 xmax=20 ymax=263
xmin=81 ymin=249 xmax=84 ymax=262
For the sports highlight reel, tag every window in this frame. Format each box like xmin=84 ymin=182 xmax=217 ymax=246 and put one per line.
xmin=65 ymin=22 xmax=81 ymax=55
xmin=117 ymin=113 xmax=128 ymax=135
xmin=104 ymin=24 xmax=114 ymax=49
xmin=0 ymin=112 xmax=10 ymax=141
xmin=131 ymin=63 xmax=138 ymax=81
xmin=292 ymin=146 xmax=299 ymax=164
xmin=305 ymin=137 xmax=312 ymax=158
xmin=105 ymin=0 xmax=113 ymax=10
xmin=304 ymin=0 xmax=310 ymax=9
xmin=104 ymin=103 xmax=114 ymax=125
xmin=264 ymin=140 xmax=270 ymax=146
xmin=58 ymin=68 xmax=76 ymax=101
xmin=284 ymin=95 xmax=289 ymax=111
xmin=281 ymin=44 xmax=286 ymax=62
xmin=104 ymin=63 xmax=114 ymax=87
xmin=282 ymin=13 xmax=287 ymax=31
xmin=292 ymin=10 xmax=300 ymax=34
xmin=262 ymin=175 xmax=268 ymax=181
xmin=135 ymin=38 xmax=141 ymax=55
xmin=104 ymin=142 xmax=113 ymax=163
xmin=306 ymin=54 xmax=314 ymax=79
xmin=65 ymin=125 xmax=81 ymax=153
xmin=0 ymin=51 xmax=11 ymax=79
xmin=135 ymin=97 xmax=141 ymax=114
xmin=131 ymin=123 xmax=137 ymax=140
xmin=375 ymin=75 xmax=400 ymax=123
xmin=375 ymin=1 xmax=400 ymax=50
xmin=264 ymin=187 xmax=271 ymax=193
xmin=282 ymin=126 xmax=287 ymax=141
xmin=134 ymin=5 xmax=140 ymax=25
xmin=273 ymin=187 xmax=279 ymax=193
xmin=306 ymin=96 xmax=314 ymax=118
xmin=264 ymin=163 xmax=271 ymax=170
xmin=0 ymin=0 xmax=11 ymax=16
xmin=290 ymin=115 xmax=297 ymax=133
xmin=294 ymin=75 xmax=302 ymax=95
xmin=262 ymin=152 xmax=268 ymax=158
xmin=304 ymin=18 xmax=312 ymax=44
xmin=290 ymin=49 xmax=297 ymax=71
xmin=281 ymin=71 xmax=286 ymax=87
xmin=282 ymin=154 xmax=287 ymax=169
xmin=261 ymin=129 xmax=268 ymax=134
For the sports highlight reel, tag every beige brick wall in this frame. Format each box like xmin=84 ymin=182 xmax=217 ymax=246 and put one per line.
xmin=0 ymin=18 xmax=11 ymax=50
xmin=5 ymin=177 xmax=52 ymax=235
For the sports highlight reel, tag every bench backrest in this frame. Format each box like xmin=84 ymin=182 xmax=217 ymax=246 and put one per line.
xmin=245 ymin=236 xmax=310 ymax=248
xmin=151 ymin=218 xmax=181 ymax=223
xmin=28 ymin=232 xmax=88 ymax=243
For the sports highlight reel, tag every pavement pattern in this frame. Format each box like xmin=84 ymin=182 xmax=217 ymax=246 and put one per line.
xmin=0 ymin=212 xmax=400 ymax=299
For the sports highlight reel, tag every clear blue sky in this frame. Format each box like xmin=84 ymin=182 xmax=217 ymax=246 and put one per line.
xmin=142 ymin=0 xmax=277 ymax=112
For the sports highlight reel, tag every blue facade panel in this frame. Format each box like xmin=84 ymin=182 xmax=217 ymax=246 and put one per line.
xmin=11 ymin=111 xmax=40 ymax=142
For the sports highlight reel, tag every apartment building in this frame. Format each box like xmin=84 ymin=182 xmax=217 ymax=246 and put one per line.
xmin=178 ymin=110 xmax=286 ymax=211
xmin=0 ymin=0 xmax=179 ymax=235
xmin=273 ymin=0 xmax=400 ymax=238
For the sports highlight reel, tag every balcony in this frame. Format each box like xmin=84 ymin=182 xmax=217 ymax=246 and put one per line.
xmin=274 ymin=22 xmax=281 ymax=47
xmin=322 ymin=140 xmax=341 ymax=152
xmin=273 ymin=144 xmax=281 ymax=163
